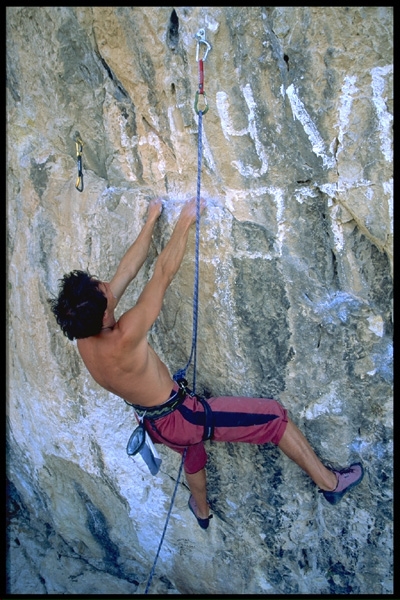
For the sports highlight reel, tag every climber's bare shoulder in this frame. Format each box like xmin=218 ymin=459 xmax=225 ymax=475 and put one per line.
xmin=77 ymin=317 xmax=174 ymax=407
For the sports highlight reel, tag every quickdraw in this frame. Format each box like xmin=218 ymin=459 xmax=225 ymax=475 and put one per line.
xmin=194 ymin=28 xmax=211 ymax=115
xmin=75 ymin=137 xmax=84 ymax=192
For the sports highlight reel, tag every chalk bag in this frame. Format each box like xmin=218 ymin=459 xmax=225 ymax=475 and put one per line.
xmin=126 ymin=422 xmax=162 ymax=476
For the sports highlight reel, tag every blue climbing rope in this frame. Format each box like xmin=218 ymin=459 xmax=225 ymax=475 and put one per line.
xmin=144 ymin=112 xmax=204 ymax=593
xmin=173 ymin=29 xmax=210 ymax=394
xmin=145 ymin=110 xmax=204 ymax=595
xmin=173 ymin=109 xmax=203 ymax=393
xmin=144 ymin=30 xmax=210 ymax=593
xmin=144 ymin=448 xmax=187 ymax=594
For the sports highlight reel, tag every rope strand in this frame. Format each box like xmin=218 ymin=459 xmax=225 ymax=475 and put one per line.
xmin=193 ymin=109 xmax=203 ymax=392
xmin=144 ymin=448 xmax=187 ymax=594
xmin=143 ymin=30 xmax=210 ymax=594
xmin=146 ymin=111 xmax=203 ymax=594
xmin=173 ymin=109 xmax=203 ymax=393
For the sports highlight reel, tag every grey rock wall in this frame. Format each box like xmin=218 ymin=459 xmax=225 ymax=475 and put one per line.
xmin=7 ymin=6 xmax=392 ymax=595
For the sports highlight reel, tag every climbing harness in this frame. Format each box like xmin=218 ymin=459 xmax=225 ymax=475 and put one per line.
xmin=75 ymin=137 xmax=84 ymax=192
xmin=127 ymin=382 xmax=188 ymax=420
xmin=143 ymin=28 xmax=211 ymax=595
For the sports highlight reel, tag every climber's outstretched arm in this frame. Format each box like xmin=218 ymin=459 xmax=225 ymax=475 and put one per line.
xmin=118 ymin=197 xmax=205 ymax=341
xmin=109 ymin=199 xmax=163 ymax=304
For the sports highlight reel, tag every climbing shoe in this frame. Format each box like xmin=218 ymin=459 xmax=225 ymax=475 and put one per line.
xmin=188 ymin=494 xmax=213 ymax=529
xmin=319 ymin=462 xmax=364 ymax=505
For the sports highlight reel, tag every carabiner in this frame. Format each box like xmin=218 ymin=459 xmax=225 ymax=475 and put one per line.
xmin=195 ymin=28 xmax=211 ymax=62
xmin=194 ymin=90 xmax=209 ymax=115
xmin=76 ymin=138 xmax=83 ymax=155
xmin=75 ymin=138 xmax=84 ymax=192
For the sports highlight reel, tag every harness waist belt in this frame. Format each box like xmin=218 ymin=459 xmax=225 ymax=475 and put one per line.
xmin=128 ymin=380 xmax=215 ymax=440
xmin=130 ymin=385 xmax=187 ymax=420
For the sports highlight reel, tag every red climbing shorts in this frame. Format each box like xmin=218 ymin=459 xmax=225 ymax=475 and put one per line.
xmin=144 ymin=384 xmax=288 ymax=474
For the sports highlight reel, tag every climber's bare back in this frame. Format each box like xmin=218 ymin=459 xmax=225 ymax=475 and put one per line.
xmin=77 ymin=310 xmax=174 ymax=408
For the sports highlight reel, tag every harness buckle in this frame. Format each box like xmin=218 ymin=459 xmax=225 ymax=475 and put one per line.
xmin=176 ymin=376 xmax=188 ymax=389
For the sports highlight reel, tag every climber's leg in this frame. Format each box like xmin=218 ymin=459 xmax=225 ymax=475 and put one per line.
xmin=185 ymin=468 xmax=211 ymax=519
xmin=277 ymin=418 xmax=337 ymax=491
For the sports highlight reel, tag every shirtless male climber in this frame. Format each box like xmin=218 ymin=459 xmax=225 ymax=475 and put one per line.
xmin=49 ymin=197 xmax=364 ymax=529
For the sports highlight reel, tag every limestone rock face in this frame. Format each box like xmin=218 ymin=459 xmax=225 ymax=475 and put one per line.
xmin=7 ymin=7 xmax=393 ymax=595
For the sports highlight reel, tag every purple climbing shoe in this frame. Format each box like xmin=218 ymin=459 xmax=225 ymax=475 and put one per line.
xmin=319 ymin=462 xmax=364 ymax=505
xmin=188 ymin=494 xmax=213 ymax=529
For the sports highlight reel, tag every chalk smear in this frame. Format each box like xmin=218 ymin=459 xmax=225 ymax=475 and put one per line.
xmin=216 ymin=84 xmax=268 ymax=177
xmin=286 ymin=84 xmax=335 ymax=169
xmin=371 ymin=65 xmax=393 ymax=163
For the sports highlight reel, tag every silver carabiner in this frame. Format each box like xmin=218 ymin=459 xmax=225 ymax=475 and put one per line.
xmin=195 ymin=28 xmax=211 ymax=62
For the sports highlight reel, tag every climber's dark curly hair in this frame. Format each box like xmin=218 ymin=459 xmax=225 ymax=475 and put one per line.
xmin=48 ymin=270 xmax=107 ymax=340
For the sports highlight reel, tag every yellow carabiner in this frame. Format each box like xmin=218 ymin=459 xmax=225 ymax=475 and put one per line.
xmin=75 ymin=138 xmax=84 ymax=192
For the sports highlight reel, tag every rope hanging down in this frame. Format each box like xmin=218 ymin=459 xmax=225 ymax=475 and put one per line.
xmin=144 ymin=447 xmax=187 ymax=594
xmin=172 ymin=109 xmax=203 ymax=392
xmin=144 ymin=29 xmax=211 ymax=595
xmin=173 ymin=27 xmax=211 ymax=393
